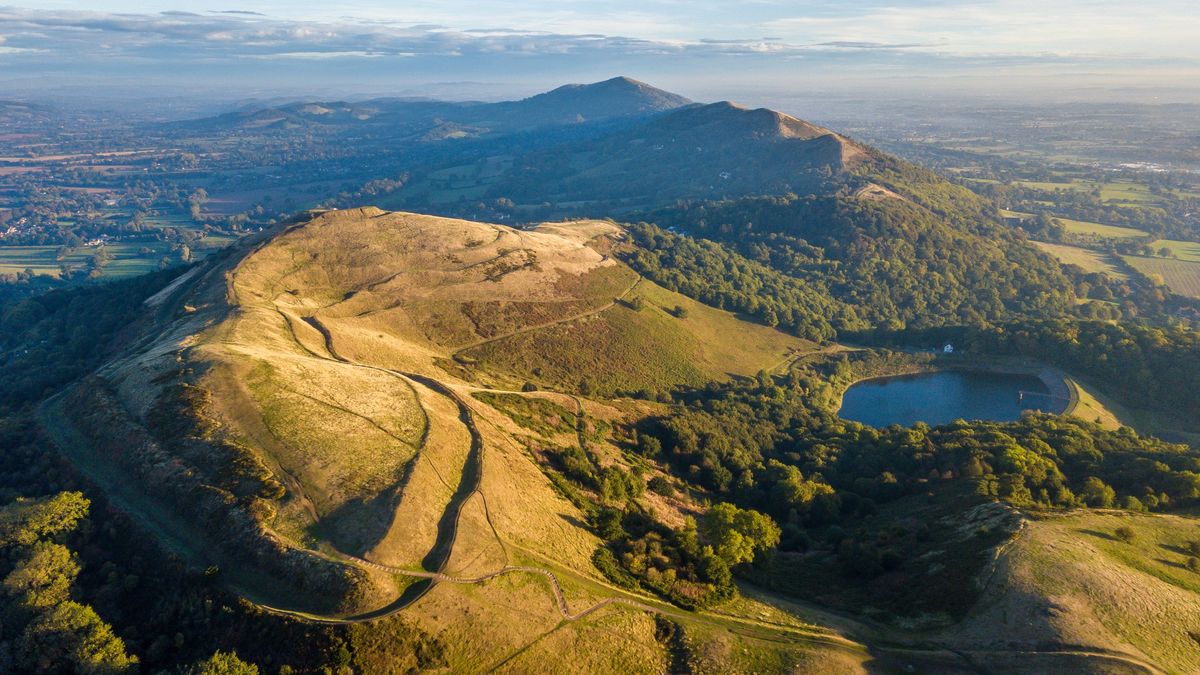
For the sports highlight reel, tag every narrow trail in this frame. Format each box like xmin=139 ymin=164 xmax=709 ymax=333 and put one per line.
xmin=451 ymin=276 xmax=641 ymax=355
xmin=271 ymin=314 xmax=860 ymax=648
xmin=297 ymin=316 xmax=491 ymax=575
xmin=767 ymin=343 xmax=858 ymax=375
xmin=259 ymin=321 xmax=1171 ymax=673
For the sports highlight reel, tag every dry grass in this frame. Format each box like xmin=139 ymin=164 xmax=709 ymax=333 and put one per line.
xmin=81 ymin=207 xmax=885 ymax=668
xmin=938 ymin=510 xmax=1200 ymax=674
xmin=1066 ymin=377 xmax=1127 ymax=431
xmin=675 ymin=619 xmax=868 ymax=674
xmin=364 ymin=378 xmax=471 ymax=568
xmin=492 ymin=605 xmax=667 ymax=674
xmin=462 ymin=277 xmax=810 ymax=395
xmin=404 ymin=573 xmax=569 ymax=671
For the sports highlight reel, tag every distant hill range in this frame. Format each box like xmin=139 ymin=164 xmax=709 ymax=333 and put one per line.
xmin=176 ymin=77 xmax=875 ymax=208
xmin=178 ymin=76 xmax=692 ymax=134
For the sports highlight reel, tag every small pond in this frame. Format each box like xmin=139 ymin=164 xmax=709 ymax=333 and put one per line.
xmin=838 ymin=370 xmax=1064 ymax=427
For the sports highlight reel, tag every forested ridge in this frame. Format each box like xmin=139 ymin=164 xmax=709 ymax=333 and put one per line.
xmin=632 ymin=192 xmax=1074 ymax=329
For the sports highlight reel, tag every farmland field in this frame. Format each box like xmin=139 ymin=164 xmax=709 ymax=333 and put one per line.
xmin=1099 ymin=180 xmax=1162 ymax=204
xmin=1013 ymin=179 xmax=1094 ymax=192
xmin=0 ymin=237 xmax=233 ymax=279
xmin=1121 ymin=255 xmax=1200 ymax=298
xmin=1007 ymin=178 xmax=1170 ymax=206
xmin=1145 ymin=238 xmax=1200 ymax=262
xmin=1055 ymin=216 xmax=1145 ymax=239
xmin=1032 ymin=241 xmax=1128 ymax=279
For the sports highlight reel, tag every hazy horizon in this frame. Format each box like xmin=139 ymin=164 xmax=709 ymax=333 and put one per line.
xmin=3 ymin=1 xmax=1200 ymax=109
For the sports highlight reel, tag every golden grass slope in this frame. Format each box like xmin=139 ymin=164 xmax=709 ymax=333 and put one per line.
xmin=193 ymin=208 xmax=634 ymax=572
xmin=67 ymin=207 xmax=897 ymax=670
xmin=937 ymin=509 xmax=1200 ymax=674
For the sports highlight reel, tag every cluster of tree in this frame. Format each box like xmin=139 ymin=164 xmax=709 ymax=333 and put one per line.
xmin=619 ymin=222 xmax=850 ymax=340
xmin=490 ymin=393 xmax=782 ymax=611
xmin=0 ymin=491 xmax=138 ymax=672
xmin=634 ymin=192 xmax=1074 ymax=330
xmin=862 ymin=320 xmax=1200 ymax=421
xmin=636 ymin=363 xmax=1200 ymax=542
xmin=0 ymin=268 xmax=181 ymax=413
xmin=591 ymin=502 xmax=778 ymax=610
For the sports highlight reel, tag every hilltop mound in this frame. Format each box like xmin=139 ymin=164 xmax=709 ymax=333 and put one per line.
xmin=38 ymin=208 xmax=854 ymax=669
xmin=503 ymin=76 xmax=694 ymax=123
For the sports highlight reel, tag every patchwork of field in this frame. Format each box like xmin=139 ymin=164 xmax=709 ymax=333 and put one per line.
xmin=1032 ymin=241 xmax=1129 ymax=279
xmin=1121 ymin=254 xmax=1200 ymax=298
xmin=0 ymin=234 xmax=234 ymax=279
xmin=0 ymin=242 xmax=176 ymax=278
xmin=1006 ymin=178 xmax=1179 ymax=206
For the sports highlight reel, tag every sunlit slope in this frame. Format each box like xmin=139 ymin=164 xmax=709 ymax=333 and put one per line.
xmin=37 ymin=207 xmax=883 ymax=670
xmin=80 ymin=208 xmax=808 ymax=612
xmin=938 ymin=510 xmax=1200 ymax=674
xmin=191 ymin=208 xmax=635 ymax=574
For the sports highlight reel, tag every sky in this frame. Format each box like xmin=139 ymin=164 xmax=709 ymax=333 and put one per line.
xmin=2 ymin=1 xmax=1198 ymax=105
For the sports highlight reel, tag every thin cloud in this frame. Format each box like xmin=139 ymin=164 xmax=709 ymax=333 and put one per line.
xmin=0 ymin=5 xmax=1194 ymax=98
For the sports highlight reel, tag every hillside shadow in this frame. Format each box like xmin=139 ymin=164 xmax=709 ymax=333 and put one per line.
xmin=401 ymin=371 xmax=486 ymax=575
xmin=317 ymin=481 xmax=407 ymax=556
xmin=862 ymin=645 xmax=979 ymax=673
xmin=342 ymin=577 xmax=436 ymax=622
xmin=1159 ymin=542 xmax=1196 ymax=557
xmin=558 ymin=513 xmax=589 ymax=530
xmin=1155 ymin=557 xmax=1188 ymax=570
xmin=1076 ymin=528 xmax=1118 ymax=542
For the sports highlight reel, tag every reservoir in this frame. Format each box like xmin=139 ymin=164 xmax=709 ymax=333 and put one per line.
xmin=838 ymin=370 xmax=1063 ymax=427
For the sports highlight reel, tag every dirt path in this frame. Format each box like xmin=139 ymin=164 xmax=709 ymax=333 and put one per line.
xmin=451 ymin=276 xmax=641 ymax=354
xmin=767 ymin=342 xmax=858 ymax=375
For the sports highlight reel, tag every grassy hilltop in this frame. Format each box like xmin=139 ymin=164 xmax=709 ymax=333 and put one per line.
xmin=40 ymin=207 xmax=874 ymax=671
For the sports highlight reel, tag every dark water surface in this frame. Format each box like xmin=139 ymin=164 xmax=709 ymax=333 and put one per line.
xmin=838 ymin=370 xmax=1061 ymax=427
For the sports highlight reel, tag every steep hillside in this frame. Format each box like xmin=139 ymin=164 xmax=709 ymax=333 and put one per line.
xmin=634 ymin=192 xmax=1074 ymax=328
xmin=936 ymin=509 xmax=1200 ymax=674
xmin=467 ymin=101 xmax=863 ymax=208
xmin=31 ymin=206 xmax=1199 ymax=672
xmin=38 ymin=208 xmax=869 ymax=670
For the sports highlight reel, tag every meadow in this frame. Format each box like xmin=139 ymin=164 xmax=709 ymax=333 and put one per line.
xmin=1146 ymin=238 xmax=1200 ymax=262
xmin=1008 ymin=510 xmax=1200 ymax=674
xmin=1121 ymin=255 xmax=1200 ymax=298
xmin=1031 ymin=241 xmax=1128 ymax=279
xmin=1055 ymin=216 xmax=1146 ymax=239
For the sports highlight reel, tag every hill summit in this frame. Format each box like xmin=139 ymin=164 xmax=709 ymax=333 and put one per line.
xmin=512 ymin=76 xmax=694 ymax=121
